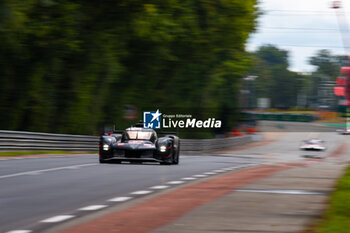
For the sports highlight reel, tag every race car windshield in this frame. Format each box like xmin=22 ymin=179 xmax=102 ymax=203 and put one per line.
xmin=127 ymin=131 xmax=152 ymax=140
xmin=306 ymin=140 xmax=321 ymax=144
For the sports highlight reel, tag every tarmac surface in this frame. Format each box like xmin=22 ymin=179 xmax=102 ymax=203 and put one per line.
xmin=153 ymin=161 xmax=348 ymax=233
xmin=1 ymin=122 xmax=348 ymax=233
xmin=55 ymin=132 xmax=348 ymax=233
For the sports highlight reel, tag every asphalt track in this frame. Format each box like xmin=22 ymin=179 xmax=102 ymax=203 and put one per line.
xmin=0 ymin=154 xmax=260 ymax=233
xmin=0 ymin=124 xmax=345 ymax=233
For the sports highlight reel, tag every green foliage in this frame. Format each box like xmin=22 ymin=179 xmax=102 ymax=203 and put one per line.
xmin=247 ymin=45 xmax=306 ymax=109
xmin=312 ymin=167 xmax=350 ymax=233
xmin=254 ymin=45 xmax=288 ymax=67
xmin=309 ymin=49 xmax=346 ymax=80
xmin=0 ymin=0 xmax=258 ymax=136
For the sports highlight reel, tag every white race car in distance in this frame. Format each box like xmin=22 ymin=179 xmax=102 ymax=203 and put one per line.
xmin=300 ymin=139 xmax=326 ymax=151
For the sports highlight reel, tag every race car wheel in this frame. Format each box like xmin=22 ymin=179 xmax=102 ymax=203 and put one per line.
xmin=99 ymin=158 xmax=107 ymax=163
xmin=173 ymin=144 xmax=179 ymax=164
xmin=99 ymin=153 xmax=111 ymax=163
xmin=172 ymin=138 xmax=180 ymax=165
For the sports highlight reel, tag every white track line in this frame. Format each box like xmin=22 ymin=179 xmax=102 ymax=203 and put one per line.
xmin=167 ymin=181 xmax=184 ymax=184
xmin=130 ymin=190 xmax=153 ymax=195
xmin=40 ymin=215 xmax=75 ymax=223
xmin=78 ymin=205 xmax=107 ymax=211
xmin=213 ymin=169 xmax=225 ymax=173
xmin=182 ymin=177 xmax=197 ymax=180
xmin=150 ymin=185 xmax=169 ymax=189
xmin=6 ymin=231 xmax=32 ymax=233
xmin=204 ymin=172 xmax=216 ymax=175
xmin=108 ymin=197 xmax=133 ymax=202
xmin=66 ymin=166 xmax=81 ymax=169
xmin=0 ymin=163 xmax=97 ymax=179
xmin=223 ymin=168 xmax=234 ymax=171
xmin=194 ymin=174 xmax=207 ymax=177
xmin=26 ymin=172 xmax=42 ymax=176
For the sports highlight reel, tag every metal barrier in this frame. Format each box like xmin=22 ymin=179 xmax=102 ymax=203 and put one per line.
xmin=243 ymin=112 xmax=316 ymax=122
xmin=0 ymin=130 xmax=253 ymax=153
xmin=181 ymin=136 xmax=252 ymax=154
xmin=0 ymin=130 xmax=98 ymax=151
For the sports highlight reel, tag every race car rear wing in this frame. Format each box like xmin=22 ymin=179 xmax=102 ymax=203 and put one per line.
xmin=112 ymin=130 xmax=124 ymax=134
xmin=130 ymin=121 xmax=178 ymax=135
xmin=110 ymin=129 xmax=177 ymax=135
xmin=156 ymin=131 xmax=178 ymax=136
xmin=103 ymin=123 xmax=178 ymax=135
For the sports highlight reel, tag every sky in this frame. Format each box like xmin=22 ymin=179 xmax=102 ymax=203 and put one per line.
xmin=247 ymin=0 xmax=350 ymax=73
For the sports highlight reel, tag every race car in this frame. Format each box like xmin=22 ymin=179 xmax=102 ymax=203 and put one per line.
xmin=99 ymin=124 xmax=180 ymax=165
xmin=300 ymin=139 xmax=326 ymax=151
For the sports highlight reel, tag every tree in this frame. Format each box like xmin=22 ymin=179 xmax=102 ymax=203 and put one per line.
xmin=309 ymin=49 xmax=346 ymax=79
xmin=247 ymin=45 xmax=304 ymax=109
xmin=0 ymin=0 xmax=259 ymax=137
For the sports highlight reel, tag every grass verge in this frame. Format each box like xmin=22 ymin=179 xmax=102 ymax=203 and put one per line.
xmin=308 ymin=166 xmax=350 ymax=233
xmin=0 ymin=151 xmax=96 ymax=157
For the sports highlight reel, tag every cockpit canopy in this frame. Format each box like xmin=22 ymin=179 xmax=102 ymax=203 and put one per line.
xmin=122 ymin=128 xmax=157 ymax=142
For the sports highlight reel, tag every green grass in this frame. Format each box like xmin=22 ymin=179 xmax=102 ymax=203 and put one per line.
xmin=0 ymin=151 xmax=97 ymax=157
xmin=322 ymin=123 xmax=347 ymax=128
xmin=310 ymin=167 xmax=350 ymax=233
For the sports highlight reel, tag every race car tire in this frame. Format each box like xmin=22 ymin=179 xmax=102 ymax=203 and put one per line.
xmin=172 ymin=137 xmax=180 ymax=165
xmin=173 ymin=142 xmax=180 ymax=165
xmin=99 ymin=158 xmax=108 ymax=163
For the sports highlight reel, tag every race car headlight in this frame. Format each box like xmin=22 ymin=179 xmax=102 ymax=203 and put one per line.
xmin=103 ymin=144 xmax=109 ymax=151
xmin=159 ymin=145 xmax=167 ymax=152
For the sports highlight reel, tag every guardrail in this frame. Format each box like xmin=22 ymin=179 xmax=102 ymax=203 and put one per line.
xmin=243 ymin=112 xmax=316 ymax=122
xmin=0 ymin=130 xmax=98 ymax=151
xmin=181 ymin=136 xmax=252 ymax=154
xmin=0 ymin=130 xmax=253 ymax=153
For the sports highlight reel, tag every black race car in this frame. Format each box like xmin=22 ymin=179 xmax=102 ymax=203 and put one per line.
xmin=99 ymin=124 xmax=180 ymax=165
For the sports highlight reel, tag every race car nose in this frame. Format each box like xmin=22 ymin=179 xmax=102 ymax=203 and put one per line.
xmin=130 ymin=144 xmax=138 ymax=149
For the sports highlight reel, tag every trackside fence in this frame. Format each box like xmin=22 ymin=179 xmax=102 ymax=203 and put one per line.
xmin=0 ymin=130 xmax=253 ymax=153
xmin=180 ymin=136 xmax=252 ymax=154
xmin=0 ymin=130 xmax=98 ymax=151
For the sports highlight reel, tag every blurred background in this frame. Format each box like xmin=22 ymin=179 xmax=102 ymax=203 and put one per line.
xmin=0 ymin=0 xmax=258 ymax=137
xmin=0 ymin=0 xmax=348 ymax=138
